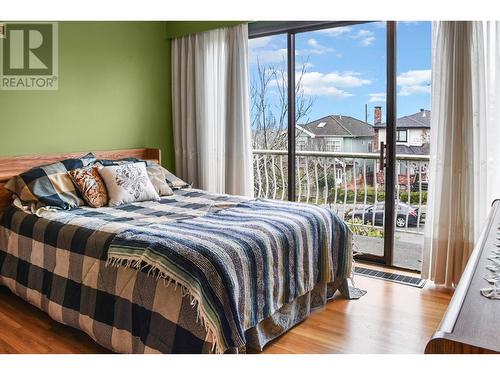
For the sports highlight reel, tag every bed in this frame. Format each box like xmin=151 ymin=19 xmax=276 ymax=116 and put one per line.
xmin=0 ymin=148 xmax=359 ymax=354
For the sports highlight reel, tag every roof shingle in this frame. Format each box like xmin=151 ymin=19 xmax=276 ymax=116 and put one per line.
xmin=376 ymin=109 xmax=431 ymax=129
xmin=299 ymin=115 xmax=374 ymax=137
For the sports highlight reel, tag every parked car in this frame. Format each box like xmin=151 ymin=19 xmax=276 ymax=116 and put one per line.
xmin=344 ymin=202 xmax=424 ymax=228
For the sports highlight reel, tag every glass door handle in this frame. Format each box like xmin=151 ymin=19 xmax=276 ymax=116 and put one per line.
xmin=379 ymin=141 xmax=386 ymax=171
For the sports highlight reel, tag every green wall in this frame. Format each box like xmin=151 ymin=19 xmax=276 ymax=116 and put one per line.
xmin=0 ymin=22 xmax=174 ymax=169
xmin=0 ymin=21 xmax=245 ymax=171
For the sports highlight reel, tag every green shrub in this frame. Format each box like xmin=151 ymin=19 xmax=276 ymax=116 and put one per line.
xmin=398 ymin=191 xmax=427 ymax=205
xmin=345 ymin=218 xmax=384 ymax=238
xmin=328 ymin=189 xmax=426 ymax=206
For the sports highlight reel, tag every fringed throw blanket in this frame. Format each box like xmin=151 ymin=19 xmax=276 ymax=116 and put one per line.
xmin=107 ymin=198 xmax=353 ymax=354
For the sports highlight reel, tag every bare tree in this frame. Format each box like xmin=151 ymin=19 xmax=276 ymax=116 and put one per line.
xmin=251 ymin=57 xmax=315 ymax=150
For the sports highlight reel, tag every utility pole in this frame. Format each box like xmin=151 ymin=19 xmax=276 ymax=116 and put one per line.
xmin=365 ymin=103 xmax=368 ymax=123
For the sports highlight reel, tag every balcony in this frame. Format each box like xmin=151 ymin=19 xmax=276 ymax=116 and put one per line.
xmin=253 ymin=149 xmax=430 ymax=270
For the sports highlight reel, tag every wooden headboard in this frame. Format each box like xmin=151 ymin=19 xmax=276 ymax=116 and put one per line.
xmin=0 ymin=148 xmax=161 ymax=215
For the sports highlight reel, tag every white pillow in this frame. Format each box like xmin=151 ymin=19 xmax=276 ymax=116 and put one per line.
xmin=97 ymin=162 xmax=160 ymax=207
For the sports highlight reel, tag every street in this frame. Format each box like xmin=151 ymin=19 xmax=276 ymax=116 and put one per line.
xmin=353 ymin=230 xmax=424 ymax=271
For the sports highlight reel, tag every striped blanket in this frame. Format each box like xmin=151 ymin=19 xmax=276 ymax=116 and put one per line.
xmin=107 ymin=196 xmax=353 ymax=353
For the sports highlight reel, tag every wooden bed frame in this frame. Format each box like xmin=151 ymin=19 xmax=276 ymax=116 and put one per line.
xmin=0 ymin=148 xmax=161 ymax=215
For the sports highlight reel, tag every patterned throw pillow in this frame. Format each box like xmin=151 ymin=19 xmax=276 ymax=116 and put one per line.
xmin=97 ymin=162 xmax=160 ymax=207
xmin=146 ymin=164 xmax=174 ymax=196
xmin=163 ymin=168 xmax=190 ymax=189
xmin=5 ymin=153 xmax=96 ymax=210
xmin=68 ymin=166 xmax=108 ymax=208
xmin=146 ymin=161 xmax=190 ymax=190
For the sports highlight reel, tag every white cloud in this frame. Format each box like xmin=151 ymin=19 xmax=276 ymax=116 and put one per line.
xmin=299 ymin=71 xmax=371 ymax=98
xmin=352 ymin=29 xmax=376 ymax=46
xmin=397 ymin=69 xmax=431 ymax=85
xmin=360 ymin=36 xmax=375 ymax=46
xmin=248 ymin=36 xmax=273 ymax=49
xmin=303 ymin=71 xmax=371 ymax=87
xmin=248 ymin=36 xmax=287 ymax=64
xmin=307 ymin=38 xmax=319 ymax=47
xmin=368 ymin=92 xmax=386 ymax=103
xmin=356 ymin=30 xmax=373 ymax=38
xmin=315 ymin=26 xmax=351 ymax=38
xmin=248 ymin=36 xmax=334 ymax=65
xmin=397 ymin=69 xmax=431 ymax=96
xmin=297 ymin=38 xmax=335 ymax=55
xmin=397 ymin=21 xmax=421 ymax=25
xmin=249 ymin=48 xmax=287 ymax=64
xmin=399 ymin=85 xmax=431 ymax=96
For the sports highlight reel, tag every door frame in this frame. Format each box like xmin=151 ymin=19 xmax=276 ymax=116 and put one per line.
xmin=249 ymin=21 xmax=398 ymax=267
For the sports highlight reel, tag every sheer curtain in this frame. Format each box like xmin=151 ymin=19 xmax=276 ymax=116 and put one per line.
xmin=422 ymin=22 xmax=500 ymax=287
xmin=171 ymin=24 xmax=253 ymax=196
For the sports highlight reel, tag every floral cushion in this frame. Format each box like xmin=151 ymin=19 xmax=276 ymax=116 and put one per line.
xmin=68 ymin=166 xmax=108 ymax=208
xmin=97 ymin=162 xmax=160 ymax=207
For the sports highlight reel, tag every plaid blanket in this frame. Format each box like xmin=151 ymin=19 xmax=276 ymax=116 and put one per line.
xmin=107 ymin=196 xmax=353 ymax=353
xmin=0 ymin=189 xmax=354 ymax=353
xmin=0 ymin=189 xmax=244 ymax=353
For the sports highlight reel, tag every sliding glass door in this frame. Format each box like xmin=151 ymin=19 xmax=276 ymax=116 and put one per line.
xmin=292 ymin=22 xmax=390 ymax=263
xmin=391 ymin=22 xmax=432 ymax=270
xmin=248 ymin=21 xmax=430 ymax=270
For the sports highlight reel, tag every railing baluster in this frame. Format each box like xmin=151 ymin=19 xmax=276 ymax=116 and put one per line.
xmin=405 ymin=160 xmax=411 ymax=230
xmin=333 ymin=157 xmax=338 ymax=212
xmin=297 ymin=156 xmax=302 ymax=203
xmin=362 ymin=159 xmax=367 ymax=225
xmin=280 ymin=155 xmax=286 ymax=201
xmin=417 ymin=161 xmax=423 ymax=233
xmin=323 ymin=157 xmax=328 ymax=206
xmin=256 ymin=154 xmax=263 ymax=198
xmin=271 ymin=154 xmax=277 ymax=200
xmin=263 ymin=155 xmax=269 ymax=199
xmin=352 ymin=158 xmax=357 ymax=221
xmin=314 ymin=158 xmax=319 ymax=205
xmin=373 ymin=158 xmax=377 ymax=226
xmin=342 ymin=159 xmax=347 ymax=221
xmin=305 ymin=156 xmax=311 ymax=203
xmin=395 ymin=159 xmax=400 ymax=228
xmin=382 ymin=157 xmax=386 ymax=229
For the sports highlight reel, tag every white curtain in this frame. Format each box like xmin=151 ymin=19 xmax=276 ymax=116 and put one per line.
xmin=171 ymin=24 xmax=253 ymax=196
xmin=422 ymin=21 xmax=500 ymax=287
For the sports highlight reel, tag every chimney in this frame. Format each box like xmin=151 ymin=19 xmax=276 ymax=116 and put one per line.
xmin=374 ymin=106 xmax=382 ymax=126
xmin=420 ymin=108 xmax=426 ymax=117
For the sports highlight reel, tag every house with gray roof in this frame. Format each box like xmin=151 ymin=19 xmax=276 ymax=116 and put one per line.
xmin=374 ymin=108 xmax=431 ymax=155
xmin=296 ymin=115 xmax=375 ymax=153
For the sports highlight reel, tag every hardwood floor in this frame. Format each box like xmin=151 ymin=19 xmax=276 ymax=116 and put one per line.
xmin=0 ymin=267 xmax=452 ymax=354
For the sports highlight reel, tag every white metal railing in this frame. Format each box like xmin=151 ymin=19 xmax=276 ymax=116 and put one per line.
xmin=253 ymin=149 xmax=430 ymax=234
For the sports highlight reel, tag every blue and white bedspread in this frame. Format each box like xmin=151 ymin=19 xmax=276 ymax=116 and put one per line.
xmin=106 ymin=190 xmax=355 ymax=353
xmin=0 ymin=188 xmax=356 ymax=354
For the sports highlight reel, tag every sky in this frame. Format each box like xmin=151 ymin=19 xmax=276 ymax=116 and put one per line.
xmin=248 ymin=21 xmax=432 ymax=125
